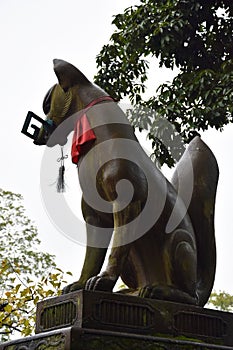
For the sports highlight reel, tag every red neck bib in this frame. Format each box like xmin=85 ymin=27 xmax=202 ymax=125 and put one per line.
xmin=71 ymin=96 xmax=113 ymax=164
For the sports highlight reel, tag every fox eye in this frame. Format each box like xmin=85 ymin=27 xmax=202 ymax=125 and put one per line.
xmin=42 ymin=85 xmax=56 ymax=115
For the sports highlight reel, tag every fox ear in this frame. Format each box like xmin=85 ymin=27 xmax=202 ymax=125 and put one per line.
xmin=53 ymin=59 xmax=90 ymax=91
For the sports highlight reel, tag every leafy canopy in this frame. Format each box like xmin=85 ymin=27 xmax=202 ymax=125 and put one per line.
xmin=208 ymin=291 xmax=233 ymax=311
xmin=0 ymin=189 xmax=71 ymax=340
xmin=95 ymin=0 xmax=233 ymax=166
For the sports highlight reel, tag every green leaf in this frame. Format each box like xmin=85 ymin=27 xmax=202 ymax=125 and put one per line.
xmin=94 ymin=0 xmax=233 ymax=167
xmin=0 ymin=188 xmax=68 ymax=341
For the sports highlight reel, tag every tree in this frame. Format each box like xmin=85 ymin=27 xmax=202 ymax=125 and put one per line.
xmin=0 ymin=189 xmax=71 ymax=341
xmin=208 ymin=291 xmax=233 ymax=311
xmin=95 ymin=0 xmax=233 ymax=166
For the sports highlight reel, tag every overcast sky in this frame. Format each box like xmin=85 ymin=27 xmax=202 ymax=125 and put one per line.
xmin=0 ymin=0 xmax=233 ymax=295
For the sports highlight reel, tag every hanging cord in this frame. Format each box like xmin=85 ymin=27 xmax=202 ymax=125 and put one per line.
xmin=57 ymin=146 xmax=68 ymax=192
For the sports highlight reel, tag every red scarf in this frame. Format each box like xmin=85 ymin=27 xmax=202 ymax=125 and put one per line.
xmin=71 ymin=96 xmax=113 ymax=164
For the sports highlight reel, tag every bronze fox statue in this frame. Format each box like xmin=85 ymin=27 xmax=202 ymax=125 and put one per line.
xmin=35 ymin=59 xmax=218 ymax=306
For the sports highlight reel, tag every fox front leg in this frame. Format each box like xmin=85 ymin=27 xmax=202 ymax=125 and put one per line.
xmin=85 ymin=201 xmax=141 ymax=292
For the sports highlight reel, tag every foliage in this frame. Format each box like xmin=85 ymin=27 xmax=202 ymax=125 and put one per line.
xmin=208 ymin=290 xmax=233 ymax=311
xmin=0 ymin=189 xmax=71 ymax=341
xmin=95 ymin=0 xmax=233 ymax=166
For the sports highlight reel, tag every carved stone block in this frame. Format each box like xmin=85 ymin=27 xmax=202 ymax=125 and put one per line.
xmin=35 ymin=290 xmax=233 ymax=346
xmin=1 ymin=327 xmax=233 ymax=350
xmin=0 ymin=329 xmax=69 ymax=350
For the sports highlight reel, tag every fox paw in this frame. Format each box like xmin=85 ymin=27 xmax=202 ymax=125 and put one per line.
xmin=85 ymin=274 xmax=116 ymax=292
xmin=139 ymin=285 xmax=198 ymax=305
xmin=62 ymin=281 xmax=85 ymax=294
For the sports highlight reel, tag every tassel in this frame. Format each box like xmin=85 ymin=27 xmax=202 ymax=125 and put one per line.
xmin=57 ymin=147 xmax=68 ymax=193
xmin=57 ymin=164 xmax=66 ymax=192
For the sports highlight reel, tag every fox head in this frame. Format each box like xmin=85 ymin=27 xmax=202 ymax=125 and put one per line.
xmin=35 ymin=59 xmax=107 ymax=146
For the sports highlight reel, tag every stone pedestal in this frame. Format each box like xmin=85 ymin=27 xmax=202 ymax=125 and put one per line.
xmin=1 ymin=290 xmax=233 ymax=349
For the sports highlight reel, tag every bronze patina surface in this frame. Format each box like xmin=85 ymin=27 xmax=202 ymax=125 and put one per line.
xmin=34 ymin=59 xmax=218 ymax=307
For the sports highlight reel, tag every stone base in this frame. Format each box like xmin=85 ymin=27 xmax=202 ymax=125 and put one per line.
xmin=1 ymin=327 xmax=233 ymax=350
xmin=1 ymin=290 xmax=233 ymax=349
xmin=35 ymin=290 xmax=233 ymax=346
